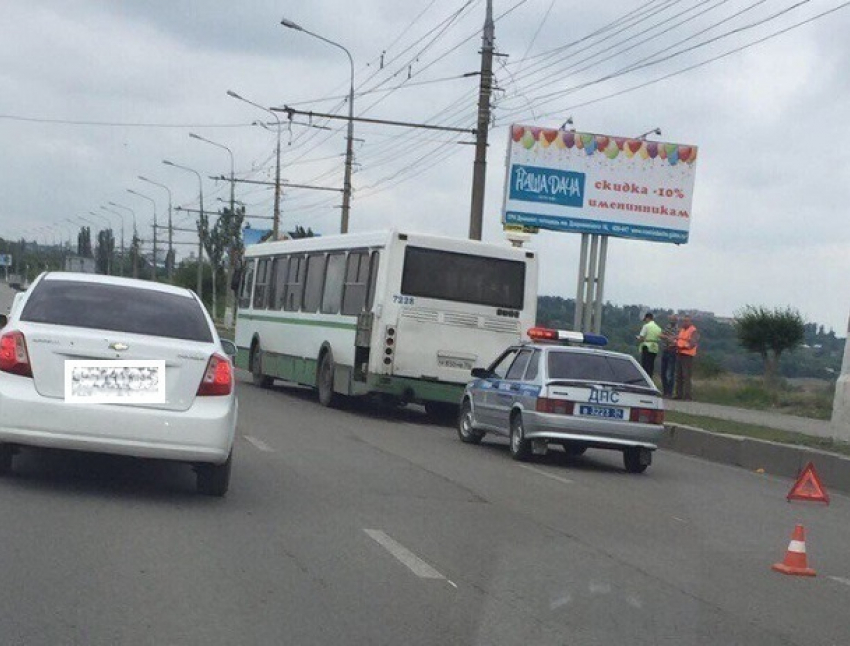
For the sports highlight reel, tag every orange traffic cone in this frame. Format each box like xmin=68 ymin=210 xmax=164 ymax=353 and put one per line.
xmin=772 ymin=524 xmax=816 ymax=576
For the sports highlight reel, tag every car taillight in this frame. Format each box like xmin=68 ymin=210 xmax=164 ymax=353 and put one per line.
xmin=0 ymin=331 xmax=32 ymax=377
xmin=197 ymin=353 xmax=233 ymax=396
xmin=536 ymin=398 xmax=574 ymax=415
xmin=630 ymin=407 xmax=664 ymax=424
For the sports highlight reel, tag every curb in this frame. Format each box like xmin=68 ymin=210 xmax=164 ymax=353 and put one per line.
xmin=659 ymin=424 xmax=850 ymax=496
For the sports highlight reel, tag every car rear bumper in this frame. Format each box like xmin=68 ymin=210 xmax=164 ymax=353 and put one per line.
xmin=522 ymin=410 xmax=664 ymax=449
xmin=0 ymin=374 xmax=237 ymax=464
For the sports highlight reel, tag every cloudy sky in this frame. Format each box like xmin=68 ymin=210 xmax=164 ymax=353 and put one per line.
xmin=3 ymin=0 xmax=849 ymax=334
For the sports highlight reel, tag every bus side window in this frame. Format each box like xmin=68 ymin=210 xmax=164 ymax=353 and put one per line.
xmin=341 ymin=251 xmax=368 ymax=315
xmin=238 ymin=261 xmax=255 ymax=309
xmin=321 ymin=253 xmax=346 ymax=314
xmin=302 ymin=253 xmax=326 ymax=313
xmin=271 ymin=255 xmax=289 ymax=310
xmin=253 ymin=259 xmax=271 ymax=309
xmin=366 ymin=251 xmax=381 ymax=311
xmin=284 ymin=256 xmax=304 ymax=312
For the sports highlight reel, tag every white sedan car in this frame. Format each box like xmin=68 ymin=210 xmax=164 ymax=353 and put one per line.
xmin=0 ymin=273 xmax=238 ymax=496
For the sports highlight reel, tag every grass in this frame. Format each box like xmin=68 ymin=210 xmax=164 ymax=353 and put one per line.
xmin=665 ymin=411 xmax=850 ymax=458
xmin=652 ymin=374 xmax=835 ymax=420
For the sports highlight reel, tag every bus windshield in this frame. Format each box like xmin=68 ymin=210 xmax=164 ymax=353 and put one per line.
xmin=401 ymin=246 xmax=526 ymax=309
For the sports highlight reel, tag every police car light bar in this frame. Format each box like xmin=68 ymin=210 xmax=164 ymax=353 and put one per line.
xmin=527 ymin=327 xmax=608 ymax=346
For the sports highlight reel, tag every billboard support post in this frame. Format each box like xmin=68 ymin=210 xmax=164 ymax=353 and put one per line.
xmin=583 ymin=235 xmax=600 ymax=332
xmin=573 ymin=234 xmax=589 ymax=330
xmin=593 ymin=236 xmax=609 ymax=335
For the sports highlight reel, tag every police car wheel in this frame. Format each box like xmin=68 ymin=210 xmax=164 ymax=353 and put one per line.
xmin=623 ymin=447 xmax=651 ymax=474
xmin=457 ymin=400 xmax=484 ymax=444
xmin=509 ymin=413 xmax=531 ymax=461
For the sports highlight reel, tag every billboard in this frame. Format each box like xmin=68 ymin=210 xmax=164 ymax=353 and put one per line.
xmin=0 ymin=254 xmax=11 ymax=267
xmin=502 ymin=125 xmax=698 ymax=244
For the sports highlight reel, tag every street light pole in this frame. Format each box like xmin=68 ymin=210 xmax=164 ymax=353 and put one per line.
xmin=138 ymin=176 xmax=173 ymax=279
xmin=163 ymin=160 xmax=205 ymax=301
xmin=100 ymin=207 xmax=126 ymax=277
xmin=127 ymin=188 xmax=158 ymax=281
xmin=226 ymin=91 xmax=281 ymax=239
xmin=280 ymin=18 xmax=354 ymax=234
xmin=189 ymin=132 xmax=238 ymax=325
xmin=108 ymin=202 xmax=138 ymax=277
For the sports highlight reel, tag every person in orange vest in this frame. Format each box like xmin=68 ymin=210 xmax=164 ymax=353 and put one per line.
xmin=674 ymin=315 xmax=700 ymax=400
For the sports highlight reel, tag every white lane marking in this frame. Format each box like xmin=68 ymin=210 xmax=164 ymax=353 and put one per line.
xmin=243 ymin=435 xmax=274 ymax=452
xmin=363 ymin=529 xmax=447 ymax=581
xmin=673 ymin=516 xmax=687 ymax=524
xmin=828 ymin=576 xmax=850 ymax=587
xmin=518 ymin=464 xmax=574 ymax=485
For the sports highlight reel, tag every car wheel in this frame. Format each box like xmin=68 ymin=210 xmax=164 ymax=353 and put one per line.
xmin=623 ymin=447 xmax=651 ymax=474
xmin=509 ymin=413 xmax=531 ymax=461
xmin=251 ymin=344 xmax=273 ymax=388
xmin=196 ymin=451 xmax=232 ymax=497
xmin=457 ymin=400 xmax=485 ymax=444
xmin=317 ymin=350 xmax=338 ymax=408
xmin=0 ymin=445 xmax=14 ymax=476
xmin=562 ymin=443 xmax=588 ymax=457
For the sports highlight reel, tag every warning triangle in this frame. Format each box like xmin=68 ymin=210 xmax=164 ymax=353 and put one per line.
xmin=787 ymin=462 xmax=830 ymax=505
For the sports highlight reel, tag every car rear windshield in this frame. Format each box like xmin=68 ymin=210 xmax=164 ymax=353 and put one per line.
xmin=547 ymin=351 xmax=649 ymax=386
xmin=20 ymin=280 xmax=213 ymax=343
xmin=401 ymin=246 xmax=526 ymax=310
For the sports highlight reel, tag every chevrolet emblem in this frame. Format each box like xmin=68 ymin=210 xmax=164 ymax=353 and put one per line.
xmin=109 ymin=342 xmax=130 ymax=352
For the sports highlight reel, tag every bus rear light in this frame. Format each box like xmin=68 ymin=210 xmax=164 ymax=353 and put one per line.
xmin=386 ymin=327 xmax=395 ymax=337
xmin=386 ymin=338 xmax=394 ymax=347
xmin=536 ymin=398 xmax=574 ymax=415
xmin=0 ymin=330 xmax=32 ymax=377
xmin=384 ymin=348 xmax=393 ymax=356
xmin=383 ymin=357 xmax=392 ymax=365
xmin=630 ymin=408 xmax=664 ymax=424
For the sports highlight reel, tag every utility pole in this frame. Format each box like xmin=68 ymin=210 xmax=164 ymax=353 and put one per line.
xmin=468 ymin=0 xmax=494 ymax=241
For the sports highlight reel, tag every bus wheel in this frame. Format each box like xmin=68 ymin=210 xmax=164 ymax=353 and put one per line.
xmin=251 ymin=344 xmax=273 ymax=388
xmin=317 ymin=351 xmax=338 ymax=408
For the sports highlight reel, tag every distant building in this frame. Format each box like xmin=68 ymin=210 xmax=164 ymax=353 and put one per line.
xmin=64 ymin=256 xmax=96 ymax=273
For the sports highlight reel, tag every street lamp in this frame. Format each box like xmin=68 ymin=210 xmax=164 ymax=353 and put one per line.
xmin=107 ymin=202 xmax=138 ymax=278
xmin=97 ymin=208 xmax=125 ymax=277
xmin=226 ymin=90 xmax=281 ymax=240
xmin=163 ymin=160 xmax=205 ymax=299
xmin=279 ymin=19 xmax=354 ymax=234
xmin=139 ymin=176 xmax=174 ymax=279
xmin=637 ymin=127 xmax=662 ymax=141
xmin=127 ymin=188 xmax=158 ymax=281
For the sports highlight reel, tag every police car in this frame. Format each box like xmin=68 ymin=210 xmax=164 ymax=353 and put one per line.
xmin=457 ymin=327 xmax=665 ymax=473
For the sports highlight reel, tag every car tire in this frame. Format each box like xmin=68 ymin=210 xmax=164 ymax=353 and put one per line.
xmin=251 ymin=343 xmax=273 ymax=389
xmin=196 ymin=451 xmax=232 ymax=497
xmin=509 ymin=413 xmax=531 ymax=461
xmin=0 ymin=445 xmax=14 ymax=476
xmin=562 ymin=443 xmax=588 ymax=457
xmin=317 ymin=350 xmax=338 ymax=408
xmin=457 ymin=400 xmax=485 ymax=444
xmin=623 ymin=447 xmax=650 ymax=474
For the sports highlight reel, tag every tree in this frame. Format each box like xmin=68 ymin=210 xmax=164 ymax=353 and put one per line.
xmin=77 ymin=227 xmax=92 ymax=257
xmin=95 ymin=229 xmax=114 ymax=274
xmin=199 ymin=210 xmax=233 ymax=320
xmin=735 ymin=306 xmax=805 ymax=387
xmin=288 ymin=225 xmax=315 ymax=239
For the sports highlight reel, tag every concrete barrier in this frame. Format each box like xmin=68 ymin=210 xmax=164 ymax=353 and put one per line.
xmin=661 ymin=423 xmax=850 ymax=496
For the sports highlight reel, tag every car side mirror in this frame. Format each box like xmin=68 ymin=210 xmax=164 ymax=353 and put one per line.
xmin=220 ymin=339 xmax=238 ymax=358
xmin=0 ymin=314 xmax=7 ymax=329
xmin=471 ymin=367 xmax=490 ymax=379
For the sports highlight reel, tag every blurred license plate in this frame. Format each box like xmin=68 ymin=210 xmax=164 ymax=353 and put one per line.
xmin=64 ymin=360 xmax=166 ymax=404
xmin=577 ymin=405 xmax=624 ymax=419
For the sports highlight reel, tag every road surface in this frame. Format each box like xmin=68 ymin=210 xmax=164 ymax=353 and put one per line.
xmin=0 ymin=375 xmax=848 ymax=645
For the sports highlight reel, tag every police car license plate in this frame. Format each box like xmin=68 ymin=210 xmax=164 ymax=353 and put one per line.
xmin=578 ymin=405 xmax=624 ymax=419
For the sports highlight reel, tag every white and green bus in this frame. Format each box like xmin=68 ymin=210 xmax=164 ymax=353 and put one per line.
xmin=233 ymin=230 xmax=538 ymax=413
